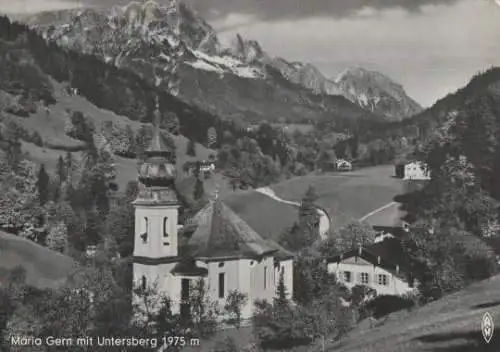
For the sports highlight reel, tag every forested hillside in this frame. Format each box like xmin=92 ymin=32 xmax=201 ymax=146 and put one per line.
xmin=393 ymin=82 xmax=500 ymax=301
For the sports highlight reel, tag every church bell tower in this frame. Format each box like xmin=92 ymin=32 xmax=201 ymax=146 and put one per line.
xmin=132 ymin=94 xmax=179 ymax=294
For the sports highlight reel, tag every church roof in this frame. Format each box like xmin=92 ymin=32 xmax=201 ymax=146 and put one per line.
xmin=182 ymin=199 xmax=280 ymax=260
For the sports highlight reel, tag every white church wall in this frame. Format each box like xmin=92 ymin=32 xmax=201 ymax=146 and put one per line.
xmin=132 ymin=262 xmax=181 ymax=313
xmin=134 ymin=205 xmax=179 ymax=258
xmin=252 ymin=256 xmax=275 ymax=304
xmin=238 ymin=259 xmax=253 ymax=319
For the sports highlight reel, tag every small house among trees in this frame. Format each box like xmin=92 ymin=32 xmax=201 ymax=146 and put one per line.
xmin=326 ymin=238 xmax=416 ymax=296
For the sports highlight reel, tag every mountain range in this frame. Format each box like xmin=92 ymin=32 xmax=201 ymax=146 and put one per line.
xmin=24 ymin=0 xmax=422 ymax=122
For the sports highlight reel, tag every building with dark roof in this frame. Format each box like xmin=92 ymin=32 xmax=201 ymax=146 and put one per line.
xmin=132 ymin=98 xmax=294 ymax=320
xmin=326 ymin=238 xmax=417 ymax=296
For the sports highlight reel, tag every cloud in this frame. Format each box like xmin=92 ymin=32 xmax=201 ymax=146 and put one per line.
xmin=79 ymin=0 xmax=461 ymax=21
xmin=0 ymin=0 xmax=82 ymax=15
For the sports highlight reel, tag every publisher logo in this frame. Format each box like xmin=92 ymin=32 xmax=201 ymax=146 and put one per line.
xmin=481 ymin=312 xmax=494 ymax=344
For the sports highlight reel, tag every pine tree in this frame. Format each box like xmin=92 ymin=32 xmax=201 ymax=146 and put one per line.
xmin=274 ymin=271 xmax=288 ymax=308
xmin=193 ymin=177 xmax=204 ymax=201
xmin=187 ymin=139 xmax=196 ymax=157
xmin=56 ymin=156 xmax=66 ymax=184
xmin=299 ymin=185 xmax=319 ymax=229
xmin=64 ymin=151 xmax=74 ymax=181
xmin=36 ymin=164 xmax=49 ymax=206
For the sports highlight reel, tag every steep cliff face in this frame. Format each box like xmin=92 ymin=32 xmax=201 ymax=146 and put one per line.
xmin=220 ymin=33 xmax=421 ymax=120
xmin=26 ymin=1 xmax=403 ymax=123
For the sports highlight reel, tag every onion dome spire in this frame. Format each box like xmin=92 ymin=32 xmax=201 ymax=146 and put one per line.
xmin=137 ymin=93 xmax=177 ymax=188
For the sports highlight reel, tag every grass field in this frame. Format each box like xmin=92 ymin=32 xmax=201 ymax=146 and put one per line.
xmin=326 ymin=274 xmax=500 ymax=351
xmin=222 ymin=190 xmax=298 ymax=242
xmin=269 ymin=165 xmax=404 ymax=230
xmin=0 ymin=230 xmax=76 ymax=289
xmin=213 ymin=165 xmax=404 ymax=243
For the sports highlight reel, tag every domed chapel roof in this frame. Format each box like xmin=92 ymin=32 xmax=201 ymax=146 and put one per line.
xmin=180 ymin=197 xmax=294 ymax=261
xmin=138 ymin=95 xmax=177 ymax=187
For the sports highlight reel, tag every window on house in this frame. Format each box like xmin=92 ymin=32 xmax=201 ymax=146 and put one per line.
xmin=343 ymin=271 xmax=352 ymax=283
xmin=141 ymin=275 xmax=146 ymax=290
xmin=264 ymin=266 xmax=268 ymax=289
xmin=377 ymin=274 xmax=388 ymax=286
xmin=163 ymin=217 xmax=168 ymax=237
xmin=218 ymin=273 xmax=225 ymax=299
xmin=218 ymin=262 xmax=224 ymax=268
xmin=360 ymin=272 xmax=369 ymax=285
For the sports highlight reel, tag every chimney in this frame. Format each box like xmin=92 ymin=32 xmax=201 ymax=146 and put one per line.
xmin=358 ymin=243 xmax=362 ymax=256
xmin=377 ymin=256 xmax=381 ymax=265
xmin=396 ymin=265 xmax=400 ymax=274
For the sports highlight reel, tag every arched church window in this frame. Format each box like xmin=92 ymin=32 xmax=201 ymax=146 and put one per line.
xmin=141 ymin=276 xmax=147 ymax=290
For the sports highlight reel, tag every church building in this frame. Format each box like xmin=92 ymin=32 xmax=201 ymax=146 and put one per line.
xmin=132 ymin=98 xmax=294 ymax=321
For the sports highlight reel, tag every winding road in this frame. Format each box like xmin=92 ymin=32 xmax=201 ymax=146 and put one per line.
xmin=256 ymin=187 xmax=396 ymax=240
xmin=256 ymin=187 xmax=330 ymax=240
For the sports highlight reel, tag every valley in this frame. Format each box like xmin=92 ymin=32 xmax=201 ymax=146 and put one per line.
xmin=0 ymin=2 xmax=499 ymax=352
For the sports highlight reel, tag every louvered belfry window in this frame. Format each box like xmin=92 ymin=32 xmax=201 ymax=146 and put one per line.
xmin=141 ymin=217 xmax=148 ymax=243
xmin=163 ymin=217 xmax=168 ymax=237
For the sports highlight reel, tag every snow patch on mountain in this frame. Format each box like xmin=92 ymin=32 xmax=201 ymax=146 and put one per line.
xmin=189 ymin=50 xmax=264 ymax=78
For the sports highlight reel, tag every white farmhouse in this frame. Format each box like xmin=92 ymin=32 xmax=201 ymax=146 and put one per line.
xmin=132 ymin=100 xmax=294 ymax=321
xmin=404 ymin=161 xmax=430 ymax=180
xmin=326 ymin=238 xmax=416 ymax=296
xmin=336 ymin=159 xmax=352 ymax=172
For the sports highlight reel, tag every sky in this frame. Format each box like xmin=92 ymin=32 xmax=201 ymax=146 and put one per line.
xmin=1 ymin=0 xmax=500 ymax=107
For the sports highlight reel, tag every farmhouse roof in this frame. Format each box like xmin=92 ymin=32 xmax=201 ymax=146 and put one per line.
xmin=326 ymin=238 xmax=412 ymax=279
xmin=181 ymin=198 xmax=281 ymax=260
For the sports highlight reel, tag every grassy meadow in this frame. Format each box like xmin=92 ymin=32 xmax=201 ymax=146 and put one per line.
xmin=0 ymin=230 xmax=75 ymax=289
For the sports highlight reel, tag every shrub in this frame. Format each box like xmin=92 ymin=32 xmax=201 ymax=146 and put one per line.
xmin=29 ymin=131 xmax=43 ymax=146
xmin=360 ymin=294 xmax=416 ymax=320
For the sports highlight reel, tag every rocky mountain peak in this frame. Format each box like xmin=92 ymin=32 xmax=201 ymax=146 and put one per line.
xmin=335 ymin=67 xmax=423 ymax=120
xmin=223 ymin=33 xmax=266 ymax=64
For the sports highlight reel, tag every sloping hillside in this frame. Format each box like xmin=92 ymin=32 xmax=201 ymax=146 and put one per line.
xmin=326 ymin=274 xmax=500 ymax=351
xmin=0 ymin=230 xmax=75 ymax=289
xmin=372 ymin=67 xmax=500 ymax=145
xmin=210 ymin=166 xmax=403 ymax=240
xmin=2 ymin=77 xmax=215 ymax=190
